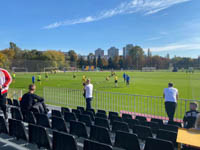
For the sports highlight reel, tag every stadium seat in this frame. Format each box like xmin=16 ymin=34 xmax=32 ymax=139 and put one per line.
xmin=134 ymin=125 xmax=153 ymax=140
xmin=135 ymin=116 xmax=147 ymax=122
xmin=144 ymin=137 xmax=174 ymax=150
xmin=31 ymin=107 xmax=40 ymax=114
xmin=52 ymin=109 xmax=62 ymax=118
xmin=160 ymin=124 xmax=178 ymax=133
xmin=53 ymin=130 xmax=78 ymax=150
xmin=29 ymin=124 xmax=52 ymax=149
xmin=11 ymin=107 xmax=23 ymax=121
xmin=168 ymin=120 xmax=182 ymax=127
xmin=112 ymin=121 xmax=129 ymax=133
xmin=110 ymin=116 xmax=123 ymax=125
xmin=123 ymin=118 xmax=139 ymax=130
xmin=61 ymin=107 xmax=70 ymax=114
xmin=83 ymin=111 xmax=95 ymax=121
xmin=77 ymin=106 xmax=84 ymax=113
xmin=157 ymin=129 xmax=177 ymax=147
xmin=64 ymin=112 xmax=77 ymax=122
xmin=7 ymin=98 xmax=13 ymax=105
xmin=114 ymin=131 xmax=140 ymax=150
xmin=90 ymin=125 xmax=112 ymax=145
xmin=52 ymin=116 xmax=68 ymax=133
xmin=13 ymin=99 xmax=20 ymax=107
xmin=108 ymin=111 xmax=118 ymax=119
xmin=22 ymin=111 xmax=37 ymax=124
xmin=70 ymin=121 xmax=88 ymax=138
xmin=79 ymin=114 xmax=92 ymax=127
xmin=151 ymin=118 xmax=163 ymax=126
xmin=72 ymin=109 xmax=81 ymax=118
xmin=140 ymin=121 xmax=159 ymax=134
xmin=0 ymin=116 xmax=8 ymax=134
xmin=8 ymin=119 xmax=28 ymax=141
xmin=35 ymin=113 xmax=51 ymax=128
xmin=94 ymin=117 xmax=110 ymax=130
xmin=122 ymin=113 xmax=132 ymax=120
xmin=86 ymin=108 xmax=95 ymax=115
xmin=97 ymin=109 xmax=106 ymax=115
xmin=84 ymin=139 xmax=113 ymax=150
xmin=96 ymin=112 xmax=107 ymax=119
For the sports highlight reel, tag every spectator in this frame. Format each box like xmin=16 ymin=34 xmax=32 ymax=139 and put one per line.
xmin=163 ymin=82 xmax=178 ymax=121
xmin=20 ymin=84 xmax=48 ymax=114
xmin=195 ymin=113 xmax=200 ymax=130
xmin=0 ymin=68 xmax=12 ymax=119
xmin=85 ymin=79 xmax=93 ymax=109
xmin=183 ymin=102 xmax=199 ymax=128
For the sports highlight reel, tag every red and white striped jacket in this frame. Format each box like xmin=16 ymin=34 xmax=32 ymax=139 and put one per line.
xmin=0 ymin=68 xmax=12 ymax=94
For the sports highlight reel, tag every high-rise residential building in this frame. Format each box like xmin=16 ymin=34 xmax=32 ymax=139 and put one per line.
xmin=108 ymin=47 xmax=119 ymax=58
xmin=123 ymin=44 xmax=134 ymax=58
xmin=95 ymin=48 xmax=104 ymax=58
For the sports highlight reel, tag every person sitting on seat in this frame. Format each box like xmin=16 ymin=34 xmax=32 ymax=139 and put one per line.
xmin=183 ymin=102 xmax=199 ymax=129
xmin=20 ymin=84 xmax=48 ymax=114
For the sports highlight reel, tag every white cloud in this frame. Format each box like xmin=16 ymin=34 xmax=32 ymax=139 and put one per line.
xmin=44 ymin=0 xmax=191 ymax=29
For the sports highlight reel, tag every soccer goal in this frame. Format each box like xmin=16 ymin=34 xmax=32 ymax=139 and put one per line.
xmin=142 ymin=67 xmax=156 ymax=72
xmin=12 ymin=67 xmax=28 ymax=72
xmin=44 ymin=67 xmax=58 ymax=73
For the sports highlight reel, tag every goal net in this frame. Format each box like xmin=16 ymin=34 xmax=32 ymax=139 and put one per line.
xmin=142 ymin=67 xmax=156 ymax=72
xmin=44 ymin=67 xmax=59 ymax=73
xmin=12 ymin=67 xmax=28 ymax=72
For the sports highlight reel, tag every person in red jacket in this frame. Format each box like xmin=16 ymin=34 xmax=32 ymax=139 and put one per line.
xmin=0 ymin=68 xmax=12 ymax=119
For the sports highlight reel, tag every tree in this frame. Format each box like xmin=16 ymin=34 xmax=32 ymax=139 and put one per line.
xmin=78 ymin=56 xmax=86 ymax=68
xmin=0 ymin=52 xmax=9 ymax=69
xmin=97 ymin=56 xmax=103 ymax=68
xmin=93 ymin=56 xmax=97 ymax=67
xmin=108 ymin=57 xmax=113 ymax=69
xmin=68 ymin=50 xmax=78 ymax=62
xmin=129 ymin=46 xmax=145 ymax=69
xmin=119 ymin=57 xmax=124 ymax=69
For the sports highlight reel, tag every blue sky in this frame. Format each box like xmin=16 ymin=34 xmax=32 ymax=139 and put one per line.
xmin=0 ymin=0 xmax=200 ymax=58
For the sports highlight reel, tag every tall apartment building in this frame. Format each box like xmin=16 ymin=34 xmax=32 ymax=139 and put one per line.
xmin=108 ymin=47 xmax=119 ymax=58
xmin=95 ymin=48 xmax=104 ymax=58
xmin=123 ymin=44 xmax=134 ymax=58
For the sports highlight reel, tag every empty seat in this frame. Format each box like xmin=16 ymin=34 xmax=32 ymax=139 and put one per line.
xmin=70 ymin=121 xmax=88 ymax=138
xmin=115 ymin=131 xmax=140 ymax=150
xmin=110 ymin=116 xmax=123 ymax=125
xmin=83 ymin=111 xmax=95 ymax=121
xmin=61 ymin=107 xmax=70 ymax=114
xmin=124 ymin=119 xmax=139 ymax=130
xmin=96 ymin=112 xmax=107 ymax=119
xmin=22 ymin=111 xmax=37 ymax=124
xmin=79 ymin=114 xmax=92 ymax=127
xmin=35 ymin=113 xmax=51 ymax=128
xmin=160 ymin=124 xmax=178 ymax=133
xmin=109 ymin=111 xmax=118 ymax=119
xmin=157 ymin=129 xmax=177 ymax=147
xmin=135 ymin=116 xmax=147 ymax=122
xmin=86 ymin=108 xmax=95 ymax=115
xmin=97 ymin=109 xmax=106 ymax=115
xmin=72 ymin=109 xmax=81 ymax=118
xmin=144 ymin=137 xmax=174 ymax=150
xmin=64 ymin=112 xmax=77 ymax=122
xmin=52 ymin=116 xmax=68 ymax=133
xmin=9 ymin=119 xmax=28 ymax=141
xmin=140 ymin=121 xmax=159 ymax=134
xmin=90 ymin=125 xmax=112 ymax=145
xmin=29 ymin=124 xmax=52 ymax=149
xmin=151 ymin=118 xmax=163 ymax=126
xmin=13 ymin=99 xmax=20 ymax=107
xmin=94 ymin=117 xmax=110 ymax=130
xmin=53 ymin=131 xmax=78 ymax=150
xmin=52 ymin=110 xmax=62 ymax=118
xmin=134 ymin=125 xmax=153 ymax=140
xmin=77 ymin=106 xmax=84 ymax=113
xmin=112 ymin=121 xmax=129 ymax=133
xmin=7 ymin=98 xmax=13 ymax=105
xmin=122 ymin=113 xmax=132 ymax=120
xmin=168 ymin=120 xmax=182 ymax=127
xmin=11 ymin=107 xmax=23 ymax=121
xmin=0 ymin=116 xmax=8 ymax=134
xmin=84 ymin=139 xmax=113 ymax=150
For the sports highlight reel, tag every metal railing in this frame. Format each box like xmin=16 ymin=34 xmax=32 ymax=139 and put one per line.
xmin=8 ymin=88 xmax=23 ymax=100
xmin=43 ymin=87 xmax=200 ymax=120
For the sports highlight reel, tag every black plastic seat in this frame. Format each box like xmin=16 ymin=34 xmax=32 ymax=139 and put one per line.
xmin=83 ymin=111 xmax=95 ymax=121
xmin=13 ymin=99 xmax=20 ymax=107
xmin=79 ymin=114 xmax=92 ymax=127
xmin=122 ymin=113 xmax=132 ymax=120
xmin=151 ymin=118 xmax=163 ymax=126
xmin=7 ymin=98 xmax=13 ymax=105
xmin=22 ymin=111 xmax=37 ymax=124
xmin=168 ymin=121 xmax=182 ymax=127
xmin=77 ymin=106 xmax=84 ymax=113
xmin=9 ymin=119 xmax=28 ymax=141
xmin=160 ymin=124 xmax=178 ymax=133
xmin=35 ymin=113 xmax=51 ymax=128
xmin=157 ymin=129 xmax=177 ymax=147
xmin=64 ymin=112 xmax=77 ymax=122
xmin=124 ymin=119 xmax=139 ymax=130
xmin=135 ymin=116 xmax=147 ymax=122
xmin=70 ymin=121 xmax=88 ymax=138
xmin=29 ymin=124 xmax=52 ymax=149
xmin=112 ymin=121 xmax=129 ymax=133
xmin=53 ymin=130 xmax=78 ymax=150
xmin=11 ymin=107 xmax=23 ymax=121
xmin=86 ymin=108 xmax=95 ymax=115
xmin=52 ymin=116 xmax=68 ymax=133
xmin=52 ymin=110 xmax=62 ymax=118
xmin=32 ymin=107 xmax=40 ymax=114
xmin=108 ymin=111 xmax=118 ymax=119
xmin=94 ymin=117 xmax=110 ymax=130
xmin=97 ymin=109 xmax=106 ymax=115
xmin=84 ymin=139 xmax=113 ymax=150
xmin=0 ymin=116 xmax=8 ymax=134
xmin=144 ymin=137 xmax=174 ymax=150
xmin=90 ymin=125 xmax=112 ymax=145
xmin=72 ymin=109 xmax=81 ymax=118
xmin=115 ymin=131 xmax=140 ymax=150
xmin=110 ymin=116 xmax=123 ymax=125
xmin=140 ymin=121 xmax=159 ymax=134
xmin=134 ymin=125 xmax=153 ymax=140
xmin=61 ymin=107 xmax=70 ymax=114
xmin=96 ymin=112 xmax=107 ymax=119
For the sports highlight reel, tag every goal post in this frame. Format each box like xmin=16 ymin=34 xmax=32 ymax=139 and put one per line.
xmin=12 ymin=67 xmax=28 ymax=73
xmin=142 ymin=67 xmax=156 ymax=72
